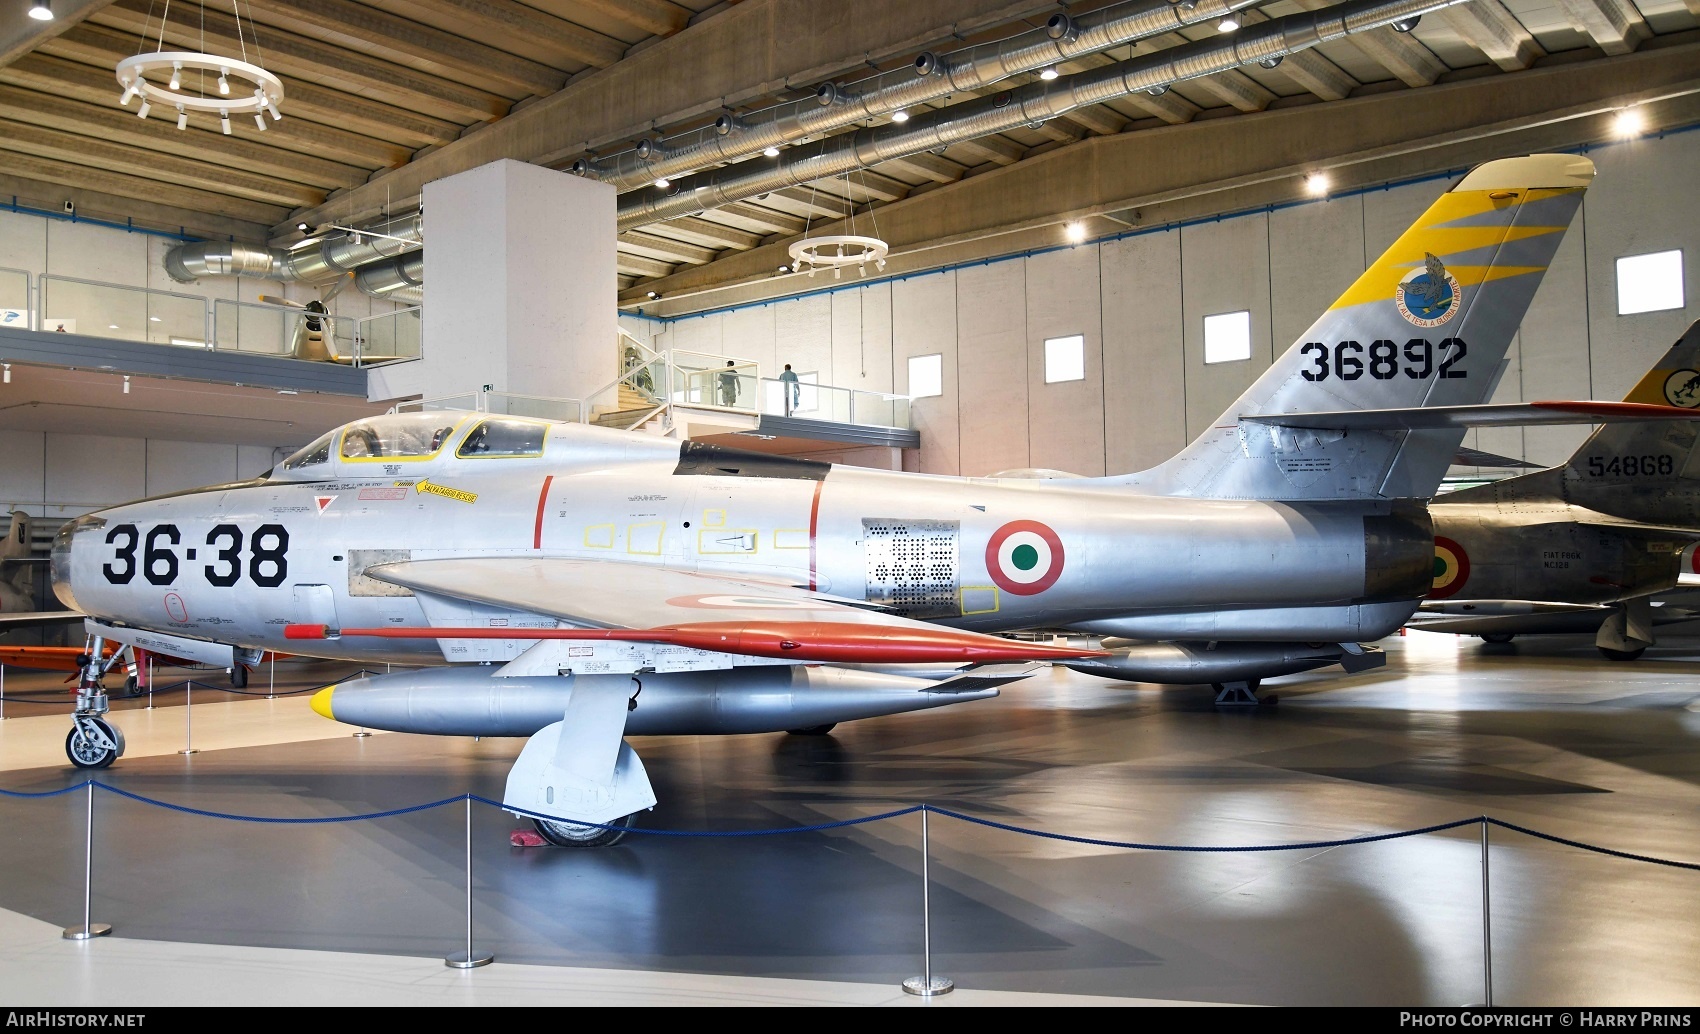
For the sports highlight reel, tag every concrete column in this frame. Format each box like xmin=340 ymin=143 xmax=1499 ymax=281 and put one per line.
xmin=370 ymin=159 xmax=616 ymax=405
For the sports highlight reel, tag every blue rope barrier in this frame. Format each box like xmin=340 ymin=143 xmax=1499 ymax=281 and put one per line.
xmin=924 ymin=805 xmax=1486 ymax=852
xmin=1486 ymin=817 xmax=1700 ymax=872
xmin=93 ymin=782 xmax=466 ymax=824
xmin=0 ymin=781 xmax=91 ymax=799
xmin=475 ymin=793 xmax=923 ymax=836
xmin=2 ymin=782 xmax=1698 ymax=869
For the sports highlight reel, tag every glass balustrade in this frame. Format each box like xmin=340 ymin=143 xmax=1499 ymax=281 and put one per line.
xmin=38 ymin=275 xmax=208 ymax=346
xmin=0 ymin=267 xmax=31 ymax=331
xmin=356 ymin=307 xmax=422 ymax=364
xmin=213 ymin=298 xmax=359 ymax=360
xmin=483 ymin=392 xmax=582 ymax=423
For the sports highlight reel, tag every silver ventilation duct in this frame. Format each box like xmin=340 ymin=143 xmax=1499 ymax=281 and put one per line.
xmin=163 ymin=212 xmax=424 ymax=288
xmin=353 ymin=251 xmax=425 ymax=302
xmin=618 ymin=0 xmax=1467 ymax=231
xmin=579 ymin=0 xmax=1268 ymax=192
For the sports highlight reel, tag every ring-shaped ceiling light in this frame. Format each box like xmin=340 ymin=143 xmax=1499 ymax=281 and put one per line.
xmin=787 ymin=235 xmax=889 ymax=279
xmin=115 ymin=52 xmax=283 ymax=130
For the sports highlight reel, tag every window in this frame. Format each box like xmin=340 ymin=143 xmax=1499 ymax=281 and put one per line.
xmin=457 ymin=418 xmax=547 ymax=458
xmin=1204 ymin=310 xmax=1252 ymax=364
xmin=282 ymin=432 xmax=334 ymax=471
xmin=1617 ymin=250 xmax=1684 ymax=315
xmin=340 ymin=416 xmax=460 ymax=460
xmin=908 ymin=353 xmax=943 ymax=398
xmin=1044 ymin=334 xmax=1085 ymax=383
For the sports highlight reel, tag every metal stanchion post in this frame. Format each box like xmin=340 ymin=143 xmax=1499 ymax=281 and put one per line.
xmin=1 ymin=662 xmax=6 ymax=721
xmin=178 ymin=679 xmax=197 ymax=755
xmin=1481 ymin=820 xmax=1493 ymax=1007
xmin=445 ymin=796 xmax=493 ymax=969
xmin=903 ymin=807 xmax=952 ymax=996
xmin=268 ymin=653 xmax=274 ymax=700
xmin=145 ymin=657 xmax=154 ymax=711
xmin=62 ymin=782 xmax=111 ymax=940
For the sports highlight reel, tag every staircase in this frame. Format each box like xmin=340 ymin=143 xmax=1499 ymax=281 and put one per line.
xmin=590 ymin=381 xmax=665 ymax=431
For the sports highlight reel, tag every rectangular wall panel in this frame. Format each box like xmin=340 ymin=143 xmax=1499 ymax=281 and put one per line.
xmin=891 ymin=270 xmax=959 ymax=474
xmin=1180 ymin=214 xmax=1273 ymax=440
xmin=1269 ymin=195 xmax=1366 ymax=350
xmin=1025 ymin=244 xmax=1106 ymax=476
xmin=1100 ymin=230 xmax=1185 ymax=475
xmin=955 ymin=260 xmax=1029 ymax=476
xmin=0 ymin=430 xmax=45 ymax=515
xmin=46 ymin=433 xmax=145 ymax=512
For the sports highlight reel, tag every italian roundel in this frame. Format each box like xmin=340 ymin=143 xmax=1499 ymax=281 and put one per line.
xmin=985 ymin=520 xmax=1065 ymax=596
xmin=1429 ymin=536 xmax=1470 ymax=599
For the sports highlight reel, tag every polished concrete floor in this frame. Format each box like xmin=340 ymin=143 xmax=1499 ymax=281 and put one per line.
xmin=1 ymin=631 xmax=1699 ymax=1006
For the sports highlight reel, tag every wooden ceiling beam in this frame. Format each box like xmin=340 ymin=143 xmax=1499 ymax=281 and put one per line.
xmin=0 ymin=170 xmax=271 ymax=242
xmin=644 ymin=217 xmax=765 ymax=250
xmin=0 ymin=151 xmax=286 ymax=224
xmin=881 ymin=152 xmax=967 ymax=184
xmin=402 ymin=0 xmax=628 ymax=70
xmin=0 ymin=118 xmax=322 ymax=208
xmin=711 ymin=203 xmax=806 ymax=235
xmin=243 ymin=0 xmax=568 ymax=95
xmin=36 ymin=29 xmax=459 ymax=146
xmin=953 ymin=135 xmax=1025 ymax=166
xmin=1438 ymin=1 xmax=1547 ymax=72
xmin=98 ymin=0 xmax=508 ymax=122
xmin=570 ymin=0 xmax=691 ymax=38
xmin=619 ymin=231 xmax=718 ymax=265
xmin=618 ymin=252 xmax=676 ymax=278
xmin=0 ymin=84 xmax=366 ymax=190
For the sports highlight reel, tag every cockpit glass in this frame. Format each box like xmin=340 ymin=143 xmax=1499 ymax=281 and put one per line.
xmin=281 ymin=432 xmax=334 ymax=471
xmin=457 ymin=418 xmax=547 ymax=458
xmin=340 ymin=417 xmax=459 ymax=460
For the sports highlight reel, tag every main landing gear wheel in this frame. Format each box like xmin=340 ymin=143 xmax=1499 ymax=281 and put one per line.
xmin=123 ymin=675 xmax=141 ymax=698
xmin=1480 ymin=633 xmax=1517 ymax=644
xmin=65 ymin=718 xmax=123 ymax=769
xmin=531 ymin=813 xmax=634 ymax=848
xmin=229 ymin=665 xmax=249 ymax=689
xmin=1599 ymin=646 xmax=1646 ymax=662
xmin=786 ymin=723 xmax=837 ymax=736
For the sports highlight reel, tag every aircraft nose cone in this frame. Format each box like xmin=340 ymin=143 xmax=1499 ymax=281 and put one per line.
xmin=309 ymin=686 xmax=336 ymax=721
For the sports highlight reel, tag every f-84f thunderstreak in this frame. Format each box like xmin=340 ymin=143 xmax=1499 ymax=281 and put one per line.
xmin=55 ymin=154 xmax=1654 ymax=845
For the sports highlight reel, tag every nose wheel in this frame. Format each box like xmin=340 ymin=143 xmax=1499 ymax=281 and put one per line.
xmin=65 ymin=635 xmax=125 ymax=769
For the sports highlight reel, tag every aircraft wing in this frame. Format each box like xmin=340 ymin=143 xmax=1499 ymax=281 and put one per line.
xmin=1242 ymin=401 xmax=1700 ymax=431
xmin=0 ymin=610 xmax=83 ymax=628
xmin=297 ymin=557 xmax=1106 ymax=664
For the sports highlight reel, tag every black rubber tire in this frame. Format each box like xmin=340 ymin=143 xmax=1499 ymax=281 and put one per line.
xmin=532 ymin=812 xmax=634 ymax=848
xmin=229 ymin=665 xmax=248 ymax=689
xmin=123 ymin=675 xmax=140 ymax=698
xmin=1480 ymin=633 xmax=1516 ymax=644
xmin=65 ymin=720 xmax=119 ymax=769
xmin=786 ymin=724 xmax=837 ymax=736
xmin=1599 ymin=646 xmax=1646 ymax=662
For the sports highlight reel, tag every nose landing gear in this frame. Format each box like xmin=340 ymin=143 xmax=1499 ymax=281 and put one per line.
xmin=66 ymin=636 xmax=125 ymax=769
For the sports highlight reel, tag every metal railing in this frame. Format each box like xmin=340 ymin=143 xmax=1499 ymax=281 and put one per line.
xmin=2 ymin=269 xmax=422 ymax=369
xmin=392 ymin=387 xmax=582 ymax=423
xmin=757 ymin=376 xmax=910 ymax=428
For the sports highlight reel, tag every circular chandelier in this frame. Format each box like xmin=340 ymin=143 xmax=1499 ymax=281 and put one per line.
xmin=114 ymin=2 xmax=282 ymax=134
xmin=787 ymin=235 xmax=888 ymax=279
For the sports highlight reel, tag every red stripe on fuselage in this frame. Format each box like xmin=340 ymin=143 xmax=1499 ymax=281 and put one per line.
xmin=533 ymin=475 xmax=553 ymax=549
xmin=808 ymin=480 xmax=823 ymax=591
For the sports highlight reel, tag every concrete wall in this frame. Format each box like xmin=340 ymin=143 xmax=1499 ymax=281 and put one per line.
xmin=650 ymin=131 xmax=1700 ymax=476
xmin=0 ymin=430 xmax=282 ymax=522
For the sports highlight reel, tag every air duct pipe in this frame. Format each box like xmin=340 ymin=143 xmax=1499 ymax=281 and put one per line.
xmin=163 ymin=211 xmax=425 ymax=287
xmin=619 ymin=0 xmax=1467 ymax=231
xmin=579 ymin=0 xmax=1268 ymax=192
xmin=353 ymin=251 xmax=425 ymax=305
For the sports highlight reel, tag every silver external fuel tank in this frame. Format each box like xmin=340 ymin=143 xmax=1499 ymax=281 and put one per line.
xmin=1063 ymin=639 xmax=1375 ymax=685
xmin=312 ymin=664 xmax=1001 ymax=737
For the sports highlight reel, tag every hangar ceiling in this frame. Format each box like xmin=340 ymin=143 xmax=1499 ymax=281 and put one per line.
xmin=1 ymin=0 xmax=1698 ymax=315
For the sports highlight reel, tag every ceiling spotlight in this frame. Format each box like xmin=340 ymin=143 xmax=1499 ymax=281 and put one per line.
xmin=646 ymin=290 xmax=658 ymax=299
xmin=135 ymin=99 xmax=150 ymax=119
xmin=1065 ymin=221 xmax=1087 ymax=243
xmin=1258 ymin=55 xmax=1284 ymax=69
xmin=2 ymin=364 xmax=11 ymax=385
xmin=1613 ymin=107 xmax=1644 ymax=138
xmin=296 ymin=222 xmax=309 ymax=231
xmin=654 ymin=177 xmax=670 ymax=188
xmin=119 ymin=81 xmax=138 ymax=106
xmin=763 ymin=146 xmax=780 ymax=157
xmin=891 ymin=109 xmax=910 ymax=123
xmin=1039 ymin=67 xmax=1058 ymax=81
xmin=219 ymin=109 xmax=231 ymax=135
xmin=176 ymin=107 xmax=187 ymax=130
xmin=218 ymin=72 xmax=230 ymax=96
xmin=777 ymin=263 xmax=790 ymax=273
xmin=168 ymin=64 xmax=181 ymax=91
xmin=28 ymin=0 xmax=52 ymax=22
xmin=254 ymin=112 xmax=268 ymax=131
xmin=122 ymin=376 xmax=130 ymax=394
xmin=1305 ymin=172 xmax=1330 ymax=196
xmin=1217 ymin=16 xmax=1239 ymax=32
xmin=1390 ymin=15 xmax=1421 ymax=32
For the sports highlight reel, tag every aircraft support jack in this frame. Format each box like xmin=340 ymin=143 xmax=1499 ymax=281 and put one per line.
xmin=503 ymin=674 xmax=656 ymax=848
xmin=66 ymin=635 xmax=125 ymax=769
xmin=1212 ymin=679 xmax=1270 ymax=707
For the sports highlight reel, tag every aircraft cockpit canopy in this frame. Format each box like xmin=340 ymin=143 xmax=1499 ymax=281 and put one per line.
xmin=340 ymin=416 xmax=460 ymax=461
xmin=457 ymin=417 xmax=547 ymax=458
xmin=281 ymin=431 xmax=334 ymax=473
xmin=272 ymin=413 xmax=554 ymax=481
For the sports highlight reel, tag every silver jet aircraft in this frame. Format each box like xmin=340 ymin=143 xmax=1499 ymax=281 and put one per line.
xmin=1411 ymin=319 xmax=1700 ymax=658
xmin=54 ymin=154 xmax=1649 ymax=845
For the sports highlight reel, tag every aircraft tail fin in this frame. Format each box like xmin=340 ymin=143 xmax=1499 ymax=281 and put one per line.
xmin=1113 ymin=153 xmax=1594 ymax=500
xmin=0 ymin=511 xmax=32 ymax=563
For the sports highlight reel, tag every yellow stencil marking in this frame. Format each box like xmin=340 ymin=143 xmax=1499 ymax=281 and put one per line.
xmin=960 ymin=586 xmax=1001 ymax=615
xmin=413 ymin=479 xmax=477 ymax=504
xmin=773 ymin=528 xmax=810 ymax=550
xmin=702 ymin=509 xmax=727 ymax=527
xmin=584 ymin=523 xmax=616 ymax=549
xmin=627 ymin=522 xmax=664 ymax=555
xmin=698 ymin=528 xmax=758 ymax=554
